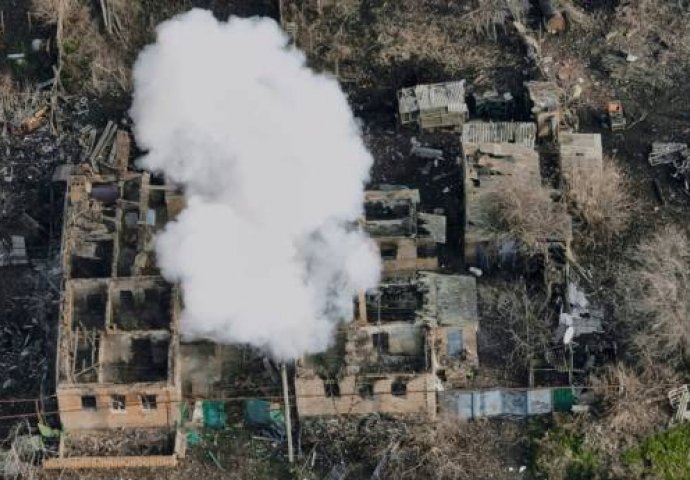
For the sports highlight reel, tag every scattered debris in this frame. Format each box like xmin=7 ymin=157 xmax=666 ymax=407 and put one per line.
xmin=536 ymin=0 xmax=565 ymax=34
xmin=669 ymin=385 xmax=690 ymax=425
xmin=649 ymin=142 xmax=690 ymax=191
xmin=0 ymin=422 xmax=43 ymax=480
xmin=607 ymin=101 xmax=626 ymax=131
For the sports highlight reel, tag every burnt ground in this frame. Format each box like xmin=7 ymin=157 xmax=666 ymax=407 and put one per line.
xmin=363 ymin=122 xmax=464 ymax=272
xmin=0 ymin=115 xmax=82 ymax=439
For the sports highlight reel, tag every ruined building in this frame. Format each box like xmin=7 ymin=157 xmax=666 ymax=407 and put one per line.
xmin=398 ymin=81 xmax=469 ymax=132
xmin=295 ymin=187 xmax=478 ymax=418
xmin=462 ymin=138 xmax=572 ymax=271
xmin=363 ymin=188 xmax=445 ymax=276
xmin=295 ymin=272 xmax=478 ymax=418
xmin=525 ymin=81 xmax=564 ymax=141
xmin=558 ymin=132 xmax=603 ymax=184
xmin=48 ymin=133 xmax=185 ymax=469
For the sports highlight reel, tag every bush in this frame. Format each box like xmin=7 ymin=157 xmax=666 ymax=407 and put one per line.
xmin=624 ymin=422 xmax=690 ymax=480
xmin=618 ymin=226 xmax=690 ymax=366
xmin=532 ymin=417 xmax=606 ymax=480
xmin=565 ymin=158 xmax=632 ymax=249
xmin=32 ymin=0 xmax=133 ymax=94
xmin=479 ymin=174 xmax=571 ymax=249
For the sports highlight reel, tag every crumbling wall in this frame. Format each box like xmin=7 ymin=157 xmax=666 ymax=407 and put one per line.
xmin=295 ymin=373 xmax=436 ymax=417
xmin=376 ymin=237 xmax=439 ymax=274
xmin=43 ymin=429 xmax=185 ymax=469
xmin=364 ymin=189 xmax=444 ymax=276
xmin=435 ymin=325 xmax=479 ymax=387
xmin=56 ymin=384 xmax=180 ymax=431
xmin=56 ymin=161 xmax=182 ymax=433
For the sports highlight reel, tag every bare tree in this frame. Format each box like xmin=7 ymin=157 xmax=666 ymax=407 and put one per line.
xmin=618 ymin=226 xmax=690 ymax=366
xmin=479 ymin=280 xmax=553 ymax=377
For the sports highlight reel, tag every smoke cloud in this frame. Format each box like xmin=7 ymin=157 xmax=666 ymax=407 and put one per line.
xmin=130 ymin=9 xmax=380 ymax=359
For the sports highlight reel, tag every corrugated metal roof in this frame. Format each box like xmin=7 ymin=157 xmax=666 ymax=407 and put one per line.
xmin=440 ymin=388 xmax=568 ymax=419
xmin=462 ymin=122 xmax=536 ymax=148
xmin=398 ymin=81 xmax=467 ymax=115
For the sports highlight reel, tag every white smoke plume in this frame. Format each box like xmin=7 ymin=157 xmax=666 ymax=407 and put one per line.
xmin=130 ymin=9 xmax=380 ymax=359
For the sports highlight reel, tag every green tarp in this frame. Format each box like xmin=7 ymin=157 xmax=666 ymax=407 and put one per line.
xmin=202 ymin=401 xmax=227 ymax=429
xmin=244 ymin=399 xmax=285 ymax=428
xmin=186 ymin=430 xmax=202 ymax=446
xmin=552 ymin=387 xmax=575 ymax=412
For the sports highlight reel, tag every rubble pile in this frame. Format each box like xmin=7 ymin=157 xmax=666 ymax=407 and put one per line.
xmin=0 ymin=97 xmax=82 ymax=233
xmin=300 ymin=414 xmax=527 ymax=479
xmin=0 ymin=96 xmax=99 ymax=438
xmin=0 ymin=269 xmax=53 ymax=393
xmin=301 ymin=415 xmax=414 ymax=475
xmin=63 ymin=429 xmax=175 ymax=457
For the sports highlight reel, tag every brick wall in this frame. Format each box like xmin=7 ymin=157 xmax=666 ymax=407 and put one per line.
xmin=295 ymin=374 xmax=436 ymax=418
xmin=57 ymin=384 xmax=180 ymax=431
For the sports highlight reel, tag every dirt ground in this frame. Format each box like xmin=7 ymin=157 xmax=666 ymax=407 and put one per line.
xmin=2 ymin=0 xmax=690 ymax=478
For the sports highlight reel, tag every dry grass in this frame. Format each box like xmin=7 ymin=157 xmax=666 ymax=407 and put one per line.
xmin=589 ymin=363 xmax=675 ymax=437
xmin=285 ymin=0 xmax=526 ymax=88
xmin=460 ymin=0 xmax=529 ymax=40
xmin=301 ymin=415 xmax=526 ymax=480
xmin=618 ymin=226 xmax=690 ymax=367
xmin=31 ymin=0 xmax=132 ymax=94
xmin=479 ymin=174 xmax=571 ymax=249
xmin=565 ymin=158 xmax=633 ymax=249
xmin=0 ymin=72 xmax=16 ymax=96
xmin=386 ymin=419 xmax=526 ymax=480
xmin=534 ymin=363 xmax=678 ymax=479
xmin=602 ymin=0 xmax=690 ymax=90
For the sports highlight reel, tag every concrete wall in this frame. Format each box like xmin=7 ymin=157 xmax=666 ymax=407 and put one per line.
xmin=559 ymin=132 xmax=603 ymax=183
xmin=295 ymin=373 xmax=436 ymax=417
xmin=378 ymin=237 xmax=438 ymax=275
xmin=57 ymin=383 xmax=180 ymax=431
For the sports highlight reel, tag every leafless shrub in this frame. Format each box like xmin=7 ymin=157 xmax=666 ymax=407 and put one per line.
xmin=29 ymin=0 xmax=64 ymax=24
xmin=0 ymin=73 xmax=16 ymax=97
xmin=0 ymin=421 xmax=41 ymax=480
xmin=479 ymin=174 xmax=571 ymax=249
xmin=589 ymin=363 xmax=675 ymax=437
xmin=386 ymin=419 xmax=526 ymax=480
xmin=533 ymin=363 xmax=677 ymax=479
xmin=565 ymin=158 xmax=632 ymax=248
xmin=618 ymin=226 xmax=690 ymax=367
xmin=301 ymin=415 xmax=526 ymax=480
xmin=478 ymin=280 xmax=552 ymax=376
